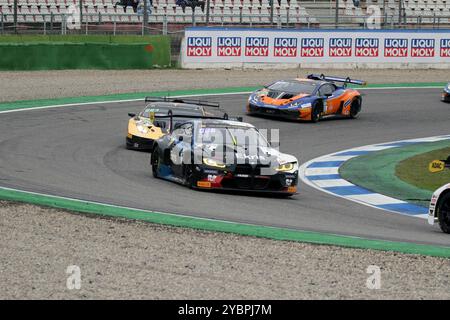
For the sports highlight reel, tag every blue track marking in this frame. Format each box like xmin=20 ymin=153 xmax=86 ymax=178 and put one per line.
xmin=307 ymin=174 xmax=342 ymax=180
xmin=307 ymin=161 xmax=345 ymax=168
xmin=324 ymin=186 xmax=373 ymax=196
xmin=300 ymin=135 xmax=450 ymax=219
xmin=376 ymin=141 xmax=419 ymax=147
xmin=377 ymin=203 xmax=429 ymax=215
xmin=333 ymin=150 xmax=371 ymax=156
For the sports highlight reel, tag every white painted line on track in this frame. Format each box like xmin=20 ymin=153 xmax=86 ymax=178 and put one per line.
xmin=346 ymin=194 xmax=406 ymax=206
xmin=314 ymin=179 xmax=354 ymax=188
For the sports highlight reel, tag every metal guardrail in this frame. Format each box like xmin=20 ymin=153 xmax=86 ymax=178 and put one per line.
xmin=1 ymin=11 xmax=449 ymax=35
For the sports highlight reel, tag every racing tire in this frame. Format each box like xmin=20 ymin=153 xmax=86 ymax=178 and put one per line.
xmin=349 ymin=98 xmax=361 ymax=119
xmin=151 ymin=148 xmax=160 ymax=178
xmin=437 ymin=192 xmax=450 ymax=234
xmin=310 ymin=102 xmax=322 ymax=123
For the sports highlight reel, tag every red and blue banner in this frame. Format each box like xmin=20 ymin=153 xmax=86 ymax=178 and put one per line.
xmin=182 ymin=28 xmax=450 ymax=67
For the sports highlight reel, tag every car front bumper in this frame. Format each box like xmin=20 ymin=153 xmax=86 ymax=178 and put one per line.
xmin=192 ymin=166 xmax=299 ymax=195
xmin=442 ymin=91 xmax=450 ymax=102
xmin=126 ymin=135 xmax=155 ymax=150
xmin=247 ymin=103 xmax=311 ymax=120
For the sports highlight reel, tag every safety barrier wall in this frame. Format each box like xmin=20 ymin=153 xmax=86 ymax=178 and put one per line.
xmin=181 ymin=27 xmax=450 ymax=69
xmin=0 ymin=35 xmax=171 ymax=70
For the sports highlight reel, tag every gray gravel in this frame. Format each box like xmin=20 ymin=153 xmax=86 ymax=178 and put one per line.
xmin=1 ymin=68 xmax=449 ymax=299
xmin=0 ymin=68 xmax=448 ymax=103
xmin=1 ymin=201 xmax=450 ymax=300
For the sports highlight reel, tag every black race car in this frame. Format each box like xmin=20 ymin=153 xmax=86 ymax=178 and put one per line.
xmin=150 ymin=113 xmax=299 ymax=195
xmin=442 ymin=83 xmax=450 ymax=102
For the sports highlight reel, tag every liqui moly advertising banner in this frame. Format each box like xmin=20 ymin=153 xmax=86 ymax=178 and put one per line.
xmin=182 ymin=27 xmax=450 ymax=66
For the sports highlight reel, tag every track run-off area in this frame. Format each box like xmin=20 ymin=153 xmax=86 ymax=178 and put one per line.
xmin=1 ymin=84 xmax=450 ymax=255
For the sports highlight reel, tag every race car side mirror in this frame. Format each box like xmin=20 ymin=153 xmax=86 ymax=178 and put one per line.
xmin=128 ymin=113 xmax=136 ymax=118
xmin=324 ymin=93 xmax=333 ymax=97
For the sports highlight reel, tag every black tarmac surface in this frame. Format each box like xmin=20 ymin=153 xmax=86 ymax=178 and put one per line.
xmin=0 ymin=88 xmax=449 ymax=245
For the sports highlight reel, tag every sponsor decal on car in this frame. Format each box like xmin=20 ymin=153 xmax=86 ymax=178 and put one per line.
xmin=431 ymin=195 xmax=438 ymax=206
xmin=355 ymin=38 xmax=379 ymax=57
xmin=245 ymin=37 xmax=269 ymax=56
xmin=411 ymin=39 xmax=435 ymax=57
xmin=217 ymin=37 xmax=242 ymax=56
xmin=197 ymin=181 xmax=212 ymax=188
xmin=287 ymin=186 xmax=297 ymax=193
xmin=207 ymin=174 xmax=218 ymax=182
xmin=274 ymin=38 xmax=297 ymax=57
xmin=329 ymin=38 xmax=352 ymax=57
xmin=187 ymin=37 xmax=212 ymax=56
xmin=384 ymin=38 xmax=408 ymax=57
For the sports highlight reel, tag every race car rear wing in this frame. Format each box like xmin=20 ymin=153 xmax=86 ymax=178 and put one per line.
xmin=429 ymin=156 xmax=450 ymax=173
xmin=145 ymin=97 xmax=220 ymax=108
xmin=307 ymin=74 xmax=367 ymax=86
xmin=152 ymin=110 xmax=243 ymax=133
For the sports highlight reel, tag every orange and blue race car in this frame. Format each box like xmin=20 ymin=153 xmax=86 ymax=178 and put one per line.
xmin=246 ymin=74 xmax=366 ymax=123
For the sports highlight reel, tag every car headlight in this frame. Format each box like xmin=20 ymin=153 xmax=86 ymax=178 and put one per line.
xmin=203 ymin=158 xmax=226 ymax=168
xmin=136 ymin=124 xmax=149 ymax=134
xmin=249 ymin=94 xmax=259 ymax=104
xmin=288 ymin=102 xmax=301 ymax=108
xmin=276 ymin=162 xmax=295 ymax=172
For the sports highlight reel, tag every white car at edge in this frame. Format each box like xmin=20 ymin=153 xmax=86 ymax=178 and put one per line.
xmin=428 ymin=158 xmax=450 ymax=233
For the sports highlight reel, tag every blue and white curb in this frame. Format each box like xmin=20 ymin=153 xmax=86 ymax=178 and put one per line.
xmin=299 ymin=135 xmax=450 ymax=219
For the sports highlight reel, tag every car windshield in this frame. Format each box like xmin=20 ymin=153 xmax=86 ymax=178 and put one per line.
xmin=197 ymin=125 xmax=270 ymax=148
xmin=267 ymin=80 xmax=316 ymax=94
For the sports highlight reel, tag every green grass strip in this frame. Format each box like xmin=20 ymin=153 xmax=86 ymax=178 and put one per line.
xmin=340 ymin=140 xmax=450 ymax=207
xmin=1 ymin=186 xmax=450 ymax=258
xmin=397 ymin=146 xmax=450 ymax=192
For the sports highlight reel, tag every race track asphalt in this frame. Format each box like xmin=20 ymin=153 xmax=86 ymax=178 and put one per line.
xmin=0 ymin=88 xmax=449 ymax=246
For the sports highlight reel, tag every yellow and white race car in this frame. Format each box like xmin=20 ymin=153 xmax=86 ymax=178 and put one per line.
xmin=126 ymin=97 xmax=219 ymax=150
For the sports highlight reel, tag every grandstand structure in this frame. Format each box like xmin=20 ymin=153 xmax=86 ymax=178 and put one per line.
xmin=0 ymin=0 xmax=449 ymax=32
